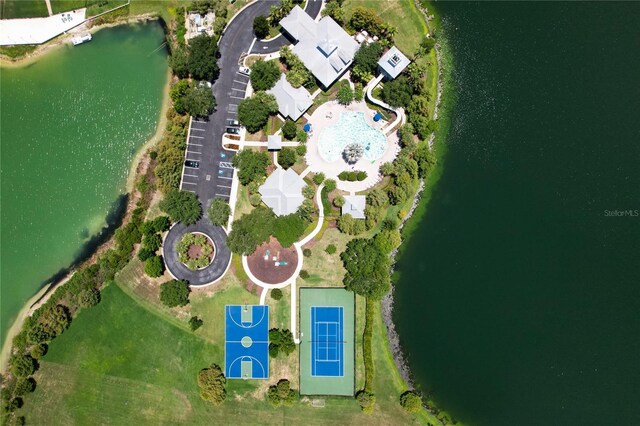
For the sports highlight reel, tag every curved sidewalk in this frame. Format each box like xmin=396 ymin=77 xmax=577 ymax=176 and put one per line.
xmin=163 ymin=220 xmax=231 ymax=287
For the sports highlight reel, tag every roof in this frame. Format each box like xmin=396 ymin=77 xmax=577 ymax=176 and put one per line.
xmin=341 ymin=195 xmax=366 ymax=219
xmin=259 ymin=168 xmax=306 ymax=216
xmin=280 ymin=6 xmax=359 ymax=88
xmin=268 ymin=134 xmax=282 ymax=151
xmin=378 ymin=46 xmax=411 ymax=79
xmin=267 ymin=75 xmax=313 ymax=121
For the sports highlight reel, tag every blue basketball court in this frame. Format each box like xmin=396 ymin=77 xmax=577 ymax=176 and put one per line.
xmin=311 ymin=306 xmax=344 ymax=377
xmin=225 ymin=305 xmax=269 ymax=379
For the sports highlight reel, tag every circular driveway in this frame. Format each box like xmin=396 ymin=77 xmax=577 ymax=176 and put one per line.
xmin=163 ymin=220 xmax=231 ymax=287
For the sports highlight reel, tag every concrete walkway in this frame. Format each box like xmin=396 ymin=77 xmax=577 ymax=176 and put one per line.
xmin=0 ymin=9 xmax=86 ymax=45
xmin=365 ymin=74 xmax=407 ymax=135
xmin=242 ymin=183 xmax=325 ymax=344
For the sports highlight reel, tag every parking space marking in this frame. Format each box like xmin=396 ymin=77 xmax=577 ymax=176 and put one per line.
xmin=191 ymin=127 xmax=205 ymax=132
xmin=233 ymin=79 xmax=248 ymax=85
xmin=184 ymin=166 xmax=199 ymax=170
xmin=219 ymin=161 xmax=234 ymax=168
xmin=184 ymin=173 xmax=198 ymax=178
xmin=182 ymin=181 xmax=197 ymax=185
xmin=215 ymin=193 xmax=230 ymax=197
xmin=188 ymin=142 xmax=203 ymax=147
xmin=219 ymin=176 xmax=233 ymax=180
xmin=187 ymin=150 xmax=202 ymax=154
xmin=190 ymin=135 xmax=204 ymax=139
xmin=217 ymin=184 xmax=232 ymax=189
xmin=230 ymin=95 xmax=244 ymax=100
xmin=183 ymin=189 xmax=196 ymax=193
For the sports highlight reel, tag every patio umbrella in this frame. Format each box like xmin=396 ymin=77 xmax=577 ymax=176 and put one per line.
xmin=303 ymin=123 xmax=312 ymax=132
xmin=373 ymin=113 xmax=382 ymax=122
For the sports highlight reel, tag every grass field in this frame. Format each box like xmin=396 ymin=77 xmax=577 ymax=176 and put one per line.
xmin=0 ymin=0 xmax=48 ymax=19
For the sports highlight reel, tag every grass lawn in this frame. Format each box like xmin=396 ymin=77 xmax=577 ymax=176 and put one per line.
xmin=0 ymin=0 xmax=48 ymax=19
xmin=50 ymin=0 xmax=85 ymax=14
xmin=0 ymin=44 xmax=38 ymax=59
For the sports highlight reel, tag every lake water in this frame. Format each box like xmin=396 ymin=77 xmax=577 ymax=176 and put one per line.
xmin=0 ymin=22 xmax=168 ymax=340
xmin=393 ymin=2 xmax=640 ymax=425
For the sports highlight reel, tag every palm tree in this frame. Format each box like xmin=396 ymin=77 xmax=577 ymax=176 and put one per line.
xmin=343 ymin=143 xmax=364 ymax=164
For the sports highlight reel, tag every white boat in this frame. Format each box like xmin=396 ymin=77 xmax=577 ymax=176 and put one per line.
xmin=72 ymin=33 xmax=92 ymax=46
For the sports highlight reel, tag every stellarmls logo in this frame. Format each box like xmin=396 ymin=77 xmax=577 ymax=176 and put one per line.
xmin=603 ymin=209 xmax=639 ymax=217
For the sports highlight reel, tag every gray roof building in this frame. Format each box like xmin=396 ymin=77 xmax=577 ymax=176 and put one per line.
xmin=268 ymin=134 xmax=282 ymax=151
xmin=378 ymin=46 xmax=411 ymax=80
xmin=341 ymin=195 xmax=366 ymax=219
xmin=267 ymin=75 xmax=313 ymax=121
xmin=259 ymin=168 xmax=306 ymax=216
xmin=280 ymin=6 xmax=359 ymax=88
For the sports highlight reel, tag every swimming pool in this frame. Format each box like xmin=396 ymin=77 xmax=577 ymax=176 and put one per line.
xmin=318 ymin=112 xmax=387 ymax=163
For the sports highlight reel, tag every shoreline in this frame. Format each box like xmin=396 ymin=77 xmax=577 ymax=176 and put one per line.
xmin=0 ymin=22 xmax=172 ymax=372
xmin=382 ymin=0 xmax=448 ymax=395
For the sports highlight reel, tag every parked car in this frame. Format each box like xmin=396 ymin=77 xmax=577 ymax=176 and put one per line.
xmin=227 ymin=119 xmax=240 ymax=127
xmin=226 ymin=127 xmax=240 ymax=135
xmin=238 ymin=66 xmax=251 ymax=76
xmin=185 ymin=160 xmax=199 ymax=168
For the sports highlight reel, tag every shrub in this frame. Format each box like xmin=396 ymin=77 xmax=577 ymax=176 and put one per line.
xmin=250 ymin=59 xmax=281 ymax=91
xmin=267 ymin=379 xmax=298 ymax=406
xmin=295 ymin=144 xmax=307 ymax=156
xmin=324 ymin=179 xmax=337 ymax=192
xmin=10 ymin=354 xmax=37 ymax=378
xmin=299 ymin=270 xmax=309 ymax=279
xmin=238 ymin=92 xmax=278 ymax=133
xmin=313 ymin=173 xmax=325 ymax=185
xmin=208 ymin=198 xmax=231 ymax=226
xmin=13 ymin=378 xmax=36 ymax=396
xmin=337 ymin=83 xmax=354 ymax=105
xmin=281 ymin=119 xmax=297 ymax=140
xmin=232 ymin=149 xmax=270 ymax=185
xmin=302 ymin=185 xmax=315 ymax=199
xmin=296 ymin=129 xmax=308 ymax=143
xmin=159 ymin=190 xmax=202 ymax=225
xmin=271 ymin=288 xmax=283 ymax=300
xmin=77 ymin=288 xmax=100 ymax=308
xmin=30 ymin=343 xmax=47 ymax=359
xmin=152 ymin=216 xmax=171 ymax=233
xmin=253 ymin=15 xmax=269 ymax=39
xmin=325 ymin=244 xmax=337 ymax=254
xmin=197 ymin=364 xmax=226 ymax=405
xmin=268 ymin=329 xmax=296 ymax=357
xmin=169 ymin=79 xmax=190 ymax=114
xmin=160 ymin=279 xmax=190 ymax=307
xmin=333 ymin=195 xmax=345 ymax=207
xmin=400 ymin=391 xmax=422 ymax=413
xmin=279 ymin=46 xmax=313 ymax=88
xmin=144 ymin=255 xmax=165 ymax=278
xmin=249 ymin=193 xmax=262 ymax=207
xmin=149 ymin=150 xmax=158 ymax=160
xmin=356 ymin=390 xmax=376 ymax=414
xmin=137 ymin=247 xmax=155 ymax=262
xmin=143 ymin=233 xmax=162 ymax=252
xmin=177 ymin=233 xmax=213 ymax=270
xmin=278 ymin=147 xmax=297 ymax=169
xmin=354 ymin=83 xmax=364 ymax=101
xmin=189 ymin=316 xmax=204 ymax=331
xmin=303 ymin=248 xmax=312 ymax=257
xmin=356 ymin=171 xmax=367 ymax=181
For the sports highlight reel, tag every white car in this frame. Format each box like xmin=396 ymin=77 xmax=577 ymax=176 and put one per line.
xmin=238 ymin=66 xmax=251 ymax=76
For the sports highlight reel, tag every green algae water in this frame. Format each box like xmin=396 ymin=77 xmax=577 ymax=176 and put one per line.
xmin=1 ymin=22 xmax=167 ymax=340
xmin=394 ymin=2 xmax=640 ymax=425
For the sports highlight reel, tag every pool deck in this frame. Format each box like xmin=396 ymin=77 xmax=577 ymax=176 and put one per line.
xmin=305 ymin=100 xmax=400 ymax=193
xmin=0 ymin=9 xmax=87 ymax=46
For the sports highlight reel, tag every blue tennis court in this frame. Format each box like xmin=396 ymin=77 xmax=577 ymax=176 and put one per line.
xmin=225 ymin=305 xmax=269 ymax=379
xmin=311 ymin=306 xmax=344 ymax=377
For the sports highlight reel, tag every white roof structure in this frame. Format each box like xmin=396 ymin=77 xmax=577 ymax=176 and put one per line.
xmin=378 ymin=46 xmax=411 ymax=80
xmin=268 ymin=134 xmax=282 ymax=151
xmin=341 ymin=195 xmax=366 ymax=219
xmin=267 ymin=75 xmax=313 ymax=121
xmin=259 ymin=168 xmax=306 ymax=216
xmin=280 ymin=6 xmax=359 ymax=88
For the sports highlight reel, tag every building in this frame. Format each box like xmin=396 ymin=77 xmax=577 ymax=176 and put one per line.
xmin=259 ymin=168 xmax=306 ymax=216
xmin=341 ymin=195 xmax=366 ymax=219
xmin=280 ymin=6 xmax=359 ymax=89
xmin=267 ymin=134 xmax=282 ymax=151
xmin=267 ymin=75 xmax=313 ymax=121
xmin=377 ymin=45 xmax=411 ymax=80
xmin=186 ymin=12 xmax=215 ymax=40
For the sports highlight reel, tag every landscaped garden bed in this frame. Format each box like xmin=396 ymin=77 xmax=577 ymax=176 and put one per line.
xmin=177 ymin=232 xmax=215 ymax=270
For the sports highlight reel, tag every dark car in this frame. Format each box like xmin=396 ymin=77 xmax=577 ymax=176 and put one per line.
xmin=226 ymin=127 xmax=240 ymax=135
xmin=184 ymin=160 xmax=199 ymax=168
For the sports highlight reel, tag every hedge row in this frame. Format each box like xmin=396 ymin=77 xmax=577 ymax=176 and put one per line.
xmin=338 ymin=171 xmax=367 ymax=181
xmin=363 ymin=298 xmax=375 ymax=393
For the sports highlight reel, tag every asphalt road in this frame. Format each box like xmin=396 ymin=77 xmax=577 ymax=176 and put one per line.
xmin=167 ymin=0 xmax=324 ymax=285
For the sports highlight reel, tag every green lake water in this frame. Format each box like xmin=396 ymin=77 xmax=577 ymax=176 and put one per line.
xmin=1 ymin=22 xmax=167 ymax=340
xmin=394 ymin=2 xmax=640 ymax=425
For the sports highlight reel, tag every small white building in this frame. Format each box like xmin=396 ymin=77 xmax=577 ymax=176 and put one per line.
xmin=259 ymin=168 xmax=306 ymax=216
xmin=186 ymin=11 xmax=215 ymax=40
xmin=267 ymin=75 xmax=313 ymax=122
xmin=378 ymin=46 xmax=411 ymax=80
xmin=341 ymin=195 xmax=366 ymax=219
xmin=268 ymin=134 xmax=282 ymax=151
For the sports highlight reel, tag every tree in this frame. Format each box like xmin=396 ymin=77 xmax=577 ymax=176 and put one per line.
xmin=77 ymin=288 xmax=100 ymax=308
xmin=341 ymin=238 xmax=391 ymax=299
xmin=279 ymin=46 xmax=314 ymax=88
xmin=152 ymin=216 xmax=171 ymax=233
xmin=400 ymin=391 xmax=422 ymax=413
xmin=268 ymin=0 xmax=294 ymax=24
xmin=159 ymin=190 xmax=202 ymax=225
xmin=273 ymin=213 xmax=308 ymax=247
xmin=267 ymin=379 xmax=298 ymax=406
xmin=160 ymin=279 xmax=190 ymax=307
xmin=253 ymin=15 xmax=269 ymax=39
xmin=268 ymin=329 xmax=296 ymax=357
xmin=324 ymin=179 xmax=337 ymax=192
xmin=9 ymin=354 xmax=37 ymax=378
xmin=333 ymin=195 xmax=345 ymax=207
xmin=138 ymin=247 xmax=155 ymax=262
xmin=398 ymin=123 xmax=416 ymax=147
xmin=354 ymin=83 xmax=364 ymax=101
xmin=352 ymin=42 xmax=383 ymax=82
xmin=281 ymin=119 xmax=297 ymax=140
xmin=302 ymin=185 xmax=315 ymax=199
xmin=321 ymin=0 xmax=345 ymax=24
xmin=350 ymin=7 xmax=385 ymax=36
xmin=169 ymin=79 xmax=191 ymax=114
xmin=374 ymin=229 xmax=402 ymax=254
xmin=188 ymin=34 xmax=220 ymax=81
xmin=169 ymin=46 xmax=189 ymax=78
xmin=418 ymin=36 xmax=436 ymax=56
xmin=325 ymin=244 xmax=337 ymax=254
xmin=208 ymin=198 xmax=231 ymax=226
xmin=296 ymin=129 xmax=308 ymax=143
xmin=312 ymin=173 xmax=325 ymax=185
xmin=232 ymin=149 xmax=270 ymax=185
xmin=343 ymin=143 xmax=364 ymax=164
xmin=30 ymin=343 xmax=47 ymax=359
xmin=271 ymin=288 xmax=283 ymax=300
xmin=382 ymin=76 xmax=414 ymax=108
xmin=250 ymin=59 xmax=281 ymax=91
xmin=185 ymin=85 xmax=216 ymax=118
xmin=227 ymin=207 xmax=275 ymax=255
xmin=356 ymin=390 xmax=376 ymax=414
xmin=13 ymin=378 xmax=36 ymax=396
xmin=415 ymin=142 xmax=437 ymax=178
xmin=337 ymin=83 xmax=354 ymax=105
xmin=144 ymin=255 xmax=165 ymax=278
xmin=299 ymin=269 xmax=310 ymax=279
xmin=189 ymin=316 xmax=204 ymax=331
xmin=143 ymin=233 xmax=162 ymax=252
xmin=197 ymin=364 xmax=227 ymax=405
xmin=303 ymin=248 xmax=312 ymax=257
xmin=278 ymin=148 xmax=297 ymax=169
xmin=238 ymin=92 xmax=278 ymax=133
xmin=367 ymin=188 xmax=388 ymax=207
